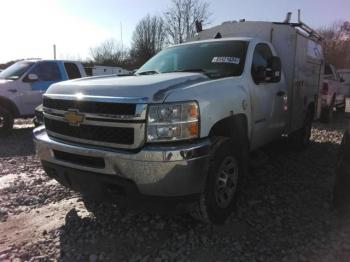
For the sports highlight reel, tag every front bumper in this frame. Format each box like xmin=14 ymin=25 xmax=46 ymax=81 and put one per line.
xmin=33 ymin=126 xmax=211 ymax=198
xmin=321 ymin=94 xmax=345 ymax=108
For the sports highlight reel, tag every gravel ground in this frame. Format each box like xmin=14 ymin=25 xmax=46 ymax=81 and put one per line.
xmin=0 ymin=115 xmax=350 ymax=262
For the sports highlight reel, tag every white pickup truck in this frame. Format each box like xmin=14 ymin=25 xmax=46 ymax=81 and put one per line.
xmin=0 ymin=60 xmax=86 ymax=135
xmin=320 ymin=64 xmax=346 ymax=122
xmin=34 ymin=18 xmax=323 ymax=224
xmin=338 ymin=69 xmax=350 ymax=97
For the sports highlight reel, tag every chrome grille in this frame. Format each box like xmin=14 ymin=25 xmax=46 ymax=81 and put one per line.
xmin=43 ymin=94 xmax=147 ymax=149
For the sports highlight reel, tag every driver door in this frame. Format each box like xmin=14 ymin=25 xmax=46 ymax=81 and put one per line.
xmin=250 ymin=43 xmax=287 ymax=148
xmin=20 ymin=61 xmax=62 ymax=115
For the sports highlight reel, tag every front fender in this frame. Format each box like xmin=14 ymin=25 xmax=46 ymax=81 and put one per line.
xmin=164 ymin=77 xmax=252 ymax=139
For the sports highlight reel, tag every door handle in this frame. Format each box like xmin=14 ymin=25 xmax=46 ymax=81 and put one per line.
xmin=7 ymin=89 xmax=17 ymax=93
xmin=276 ymin=91 xmax=285 ymax=97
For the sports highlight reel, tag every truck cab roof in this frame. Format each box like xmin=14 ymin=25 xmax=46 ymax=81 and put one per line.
xmin=21 ymin=59 xmax=82 ymax=64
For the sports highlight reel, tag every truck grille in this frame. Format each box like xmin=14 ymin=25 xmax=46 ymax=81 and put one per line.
xmin=42 ymin=95 xmax=147 ymax=149
xmin=45 ymin=118 xmax=134 ymax=145
xmin=43 ymin=98 xmax=136 ymax=115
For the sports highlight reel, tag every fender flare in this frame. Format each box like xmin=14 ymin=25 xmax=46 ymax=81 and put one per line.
xmin=0 ymin=96 xmax=20 ymax=117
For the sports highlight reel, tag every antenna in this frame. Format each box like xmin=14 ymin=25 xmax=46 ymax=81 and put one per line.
xmin=53 ymin=44 xmax=56 ymax=60
xmin=283 ymin=12 xmax=292 ymax=23
xmin=120 ymin=22 xmax=123 ymax=59
xmin=195 ymin=20 xmax=203 ymax=33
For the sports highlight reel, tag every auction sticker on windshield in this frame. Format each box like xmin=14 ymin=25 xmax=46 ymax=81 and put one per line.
xmin=212 ymin=57 xmax=240 ymax=64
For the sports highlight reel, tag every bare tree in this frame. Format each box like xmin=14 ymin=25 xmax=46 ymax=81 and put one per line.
xmin=318 ymin=21 xmax=350 ymax=68
xmin=164 ymin=0 xmax=210 ymax=44
xmin=130 ymin=15 xmax=166 ymax=67
xmin=90 ymin=39 xmax=127 ymax=66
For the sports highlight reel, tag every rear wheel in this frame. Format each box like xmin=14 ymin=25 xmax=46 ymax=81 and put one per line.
xmin=191 ymin=137 xmax=242 ymax=224
xmin=320 ymin=98 xmax=335 ymax=123
xmin=0 ymin=106 xmax=14 ymax=136
xmin=290 ymin=109 xmax=313 ymax=150
xmin=336 ymin=105 xmax=346 ymax=113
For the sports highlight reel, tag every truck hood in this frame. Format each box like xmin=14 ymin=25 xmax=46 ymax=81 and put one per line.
xmin=46 ymin=73 xmax=210 ymax=103
xmin=0 ymin=79 xmax=16 ymax=91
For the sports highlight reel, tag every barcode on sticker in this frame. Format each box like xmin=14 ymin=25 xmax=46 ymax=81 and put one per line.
xmin=212 ymin=57 xmax=240 ymax=64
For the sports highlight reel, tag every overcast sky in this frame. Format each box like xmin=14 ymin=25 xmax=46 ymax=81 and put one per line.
xmin=0 ymin=0 xmax=349 ymax=63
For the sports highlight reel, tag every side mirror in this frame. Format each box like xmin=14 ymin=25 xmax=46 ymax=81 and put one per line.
xmin=266 ymin=56 xmax=281 ymax=82
xmin=253 ymin=66 xmax=267 ymax=84
xmin=24 ymin=73 xmax=39 ymax=82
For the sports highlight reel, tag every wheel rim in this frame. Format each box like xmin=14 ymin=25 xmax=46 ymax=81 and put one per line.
xmin=214 ymin=156 xmax=239 ymax=208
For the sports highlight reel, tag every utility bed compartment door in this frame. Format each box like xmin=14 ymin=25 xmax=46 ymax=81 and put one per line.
xmin=291 ymin=34 xmax=323 ymax=130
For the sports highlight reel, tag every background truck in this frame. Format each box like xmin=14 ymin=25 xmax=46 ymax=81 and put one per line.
xmin=338 ymin=69 xmax=350 ymax=96
xmin=320 ymin=64 xmax=346 ymax=122
xmin=0 ymin=60 xmax=86 ymax=135
xmin=34 ymin=14 xmax=323 ymax=224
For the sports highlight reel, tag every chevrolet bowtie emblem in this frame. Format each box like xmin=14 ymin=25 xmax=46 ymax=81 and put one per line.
xmin=64 ymin=110 xmax=85 ymax=126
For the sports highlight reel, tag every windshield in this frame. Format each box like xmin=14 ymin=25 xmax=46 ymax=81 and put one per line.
xmin=136 ymin=40 xmax=248 ymax=78
xmin=0 ymin=61 xmax=35 ymax=80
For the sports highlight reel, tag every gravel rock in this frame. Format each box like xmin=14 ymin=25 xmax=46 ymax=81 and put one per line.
xmin=1 ymin=116 xmax=350 ymax=261
xmin=89 ymin=254 xmax=98 ymax=262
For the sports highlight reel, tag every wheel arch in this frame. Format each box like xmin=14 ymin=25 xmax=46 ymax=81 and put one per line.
xmin=0 ymin=96 xmax=20 ymax=118
xmin=208 ymin=114 xmax=249 ymax=147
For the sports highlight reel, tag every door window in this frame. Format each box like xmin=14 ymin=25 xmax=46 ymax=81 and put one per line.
xmin=251 ymin=43 xmax=273 ymax=83
xmin=64 ymin=63 xmax=82 ymax=79
xmin=29 ymin=62 xmax=62 ymax=81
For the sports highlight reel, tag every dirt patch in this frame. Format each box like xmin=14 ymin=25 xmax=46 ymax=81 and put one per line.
xmin=0 ymin=114 xmax=350 ymax=261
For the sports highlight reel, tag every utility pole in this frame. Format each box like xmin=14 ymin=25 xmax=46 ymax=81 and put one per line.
xmin=53 ymin=44 xmax=56 ymax=60
xmin=120 ymin=22 xmax=123 ymax=60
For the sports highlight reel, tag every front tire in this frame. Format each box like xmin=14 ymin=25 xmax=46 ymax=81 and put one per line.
xmin=192 ymin=137 xmax=242 ymax=224
xmin=0 ymin=106 xmax=14 ymax=136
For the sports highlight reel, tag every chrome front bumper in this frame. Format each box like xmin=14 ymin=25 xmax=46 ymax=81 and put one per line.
xmin=33 ymin=126 xmax=211 ymax=197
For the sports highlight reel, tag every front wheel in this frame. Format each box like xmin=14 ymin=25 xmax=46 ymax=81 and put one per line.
xmin=191 ymin=137 xmax=242 ymax=224
xmin=0 ymin=106 xmax=14 ymax=137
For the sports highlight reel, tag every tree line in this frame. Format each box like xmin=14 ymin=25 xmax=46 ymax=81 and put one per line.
xmin=318 ymin=21 xmax=350 ymax=69
xmin=90 ymin=2 xmax=350 ymax=71
xmin=90 ymin=0 xmax=210 ymax=69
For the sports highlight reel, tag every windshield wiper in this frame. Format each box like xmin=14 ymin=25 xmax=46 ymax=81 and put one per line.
xmin=167 ymin=69 xmax=207 ymax=73
xmin=166 ymin=68 xmax=213 ymax=77
xmin=137 ymin=70 xmax=160 ymax=75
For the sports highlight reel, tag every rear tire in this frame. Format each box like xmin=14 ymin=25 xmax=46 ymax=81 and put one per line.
xmin=0 ymin=106 xmax=14 ymax=137
xmin=191 ymin=137 xmax=243 ymax=224
xmin=320 ymin=106 xmax=333 ymax=123
xmin=320 ymin=97 xmax=335 ymax=123
xmin=336 ymin=106 xmax=346 ymax=113
xmin=289 ymin=109 xmax=313 ymax=150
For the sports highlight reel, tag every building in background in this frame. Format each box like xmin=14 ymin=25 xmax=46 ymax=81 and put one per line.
xmin=85 ymin=65 xmax=132 ymax=76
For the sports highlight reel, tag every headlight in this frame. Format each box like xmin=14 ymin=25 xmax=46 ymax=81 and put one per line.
xmin=147 ymin=101 xmax=199 ymax=142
